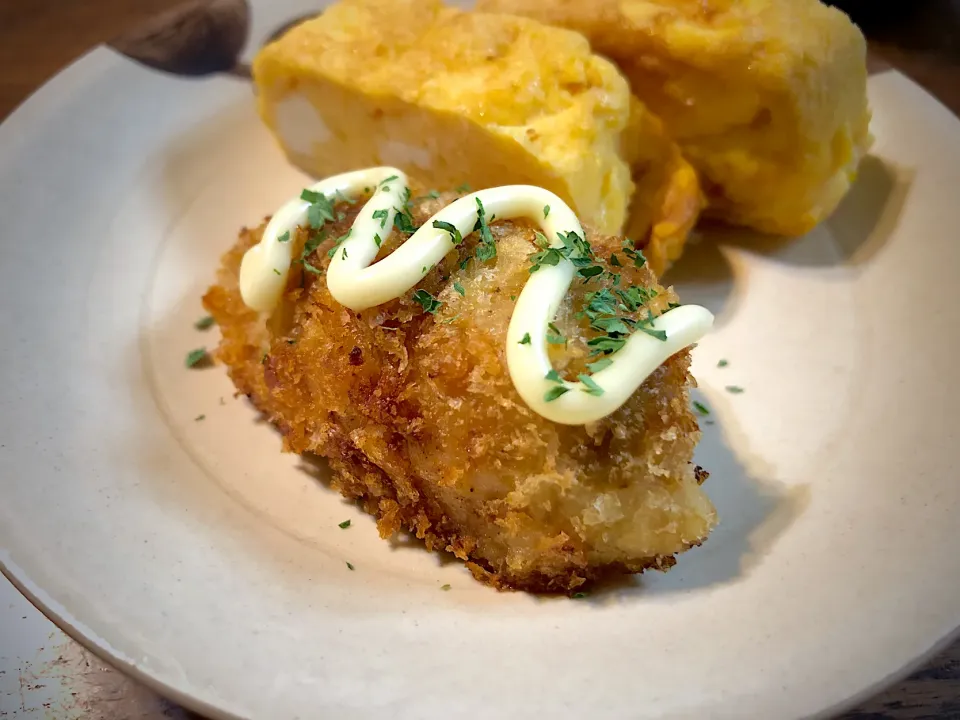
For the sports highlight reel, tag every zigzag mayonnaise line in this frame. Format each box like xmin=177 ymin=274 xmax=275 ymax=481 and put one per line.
xmin=239 ymin=167 xmax=713 ymax=424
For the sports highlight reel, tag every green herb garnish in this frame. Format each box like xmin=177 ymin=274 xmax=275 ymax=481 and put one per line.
xmin=621 ymin=244 xmax=647 ymax=268
xmin=302 ymin=261 xmax=322 ymax=275
xmin=571 ymin=592 xmax=588 ymax=599
xmin=300 ymin=189 xmax=335 ymax=229
xmin=717 ymin=359 xmax=729 ymax=368
xmin=453 ymin=281 xmax=465 ymax=296
xmin=725 ymin=385 xmax=745 ymax=394
xmin=277 ymin=231 xmax=290 ymax=243
xmin=194 ymin=315 xmax=215 ymax=330
xmin=394 ymin=207 xmax=417 ymax=234
xmin=185 ymin=348 xmax=209 ymax=368
xmin=529 ymin=246 xmax=564 ymax=273
xmin=380 ymin=174 xmax=399 ymax=185
xmin=693 ymin=401 xmax=710 ymax=415
xmin=587 ymin=335 xmax=626 ymax=356
xmin=609 ymin=253 xmax=622 ymax=267
xmin=586 ymin=357 xmax=613 ymax=373
xmin=614 ymin=286 xmax=650 ymax=312
xmin=273 ymin=268 xmax=281 ymax=275
xmin=346 ymin=561 xmax=355 ymax=571
xmin=584 ymin=288 xmax=618 ymax=318
xmin=590 ymin=316 xmax=631 ymax=335
xmin=327 ymin=229 xmax=351 ymax=258
xmin=519 ymin=333 xmax=531 ymax=345
xmin=412 ymin=289 xmax=442 ymax=314
xmin=578 ymin=374 xmax=604 ymax=396
xmin=579 ymin=264 xmax=604 ymax=279
xmin=558 ymin=230 xmax=593 ymax=263
xmin=441 ymin=584 xmax=452 ymax=591
xmin=473 ymin=197 xmax=496 ymax=262
xmin=545 ymin=369 xmax=563 ymax=383
xmin=544 ymin=385 xmax=570 ymax=402
xmin=637 ymin=326 xmax=668 ymax=341
xmin=339 ymin=519 xmax=352 ymax=529
xmin=298 ymin=228 xmax=322 ymax=258
xmin=433 ymin=220 xmax=463 ymax=246
xmin=543 ymin=205 xmax=550 ymax=219
xmin=194 ymin=414 xmax=205 ymax=422
xmin=372 ymin=208 xmax=389 ymax=228
xmin=529 ymin=230 xmax=594 ymax=273
xmin=455 ymin=183 xmax=471 ymax=193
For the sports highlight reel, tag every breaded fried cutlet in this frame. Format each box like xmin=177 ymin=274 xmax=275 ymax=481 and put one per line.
xmin=204 ymin=190 xmax=715 ymax=592
xmin=477 ymin=0 xmax=872 ymax=236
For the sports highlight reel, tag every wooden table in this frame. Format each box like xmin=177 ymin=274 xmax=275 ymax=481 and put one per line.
xmin=1 ymin=1 xmax=959 ymax=718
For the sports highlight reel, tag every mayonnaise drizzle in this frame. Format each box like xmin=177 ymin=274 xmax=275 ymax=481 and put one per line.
xmin=239 ymin=167 xmax=714 ymax=425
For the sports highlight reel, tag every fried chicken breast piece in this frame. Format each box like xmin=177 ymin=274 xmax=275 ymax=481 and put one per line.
xmin=477 ymin=0 xmax=872 ymax=236
xmin=203 ymin=191 xmax=716 ymax=592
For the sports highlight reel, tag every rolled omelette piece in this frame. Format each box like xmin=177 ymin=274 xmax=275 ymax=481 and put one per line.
xmin=476 ymin=0 xmax=872 ymax=236
xmin=203 ymin=188 xmax=716 ymax=592
xmin=252 ymin=0 xmax=636 ymax=237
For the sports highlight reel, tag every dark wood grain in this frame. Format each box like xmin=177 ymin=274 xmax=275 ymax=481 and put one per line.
xmin=1 ymin=1 xmax=959 ymax=718
xmin=0 ymin=0 xmax=178 ymax=118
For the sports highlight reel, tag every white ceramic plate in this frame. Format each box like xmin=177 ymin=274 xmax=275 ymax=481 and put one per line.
xmin=3 ymin=2 xmax=960 ymax=718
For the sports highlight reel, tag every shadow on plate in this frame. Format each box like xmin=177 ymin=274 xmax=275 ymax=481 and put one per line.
xmin=665 ymin=155 xmax=906 ymax=321
xmin=710 ymin=155 xmax=908 ymax=268
xmin=575 ymin=386 xmax=810 ymax=604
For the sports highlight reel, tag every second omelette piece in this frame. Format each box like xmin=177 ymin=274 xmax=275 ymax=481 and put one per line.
xmin=478 ymin=0 xmax=872 ymax=236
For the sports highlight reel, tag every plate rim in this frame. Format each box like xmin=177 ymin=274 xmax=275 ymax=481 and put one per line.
xmin=0 ymin=560 xmax=242 ymax=720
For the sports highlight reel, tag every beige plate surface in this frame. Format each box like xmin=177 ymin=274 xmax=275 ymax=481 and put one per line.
xmin=2 ymin=2 xmax=960 ymax=718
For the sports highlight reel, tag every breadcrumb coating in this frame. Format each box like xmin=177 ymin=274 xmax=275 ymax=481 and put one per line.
xmin=203 ymin=191 xmax=715 ymax=592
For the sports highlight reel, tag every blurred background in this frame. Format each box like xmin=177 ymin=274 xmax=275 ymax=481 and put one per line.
xmin=1 ymin=0 xmax=959 ymax=119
